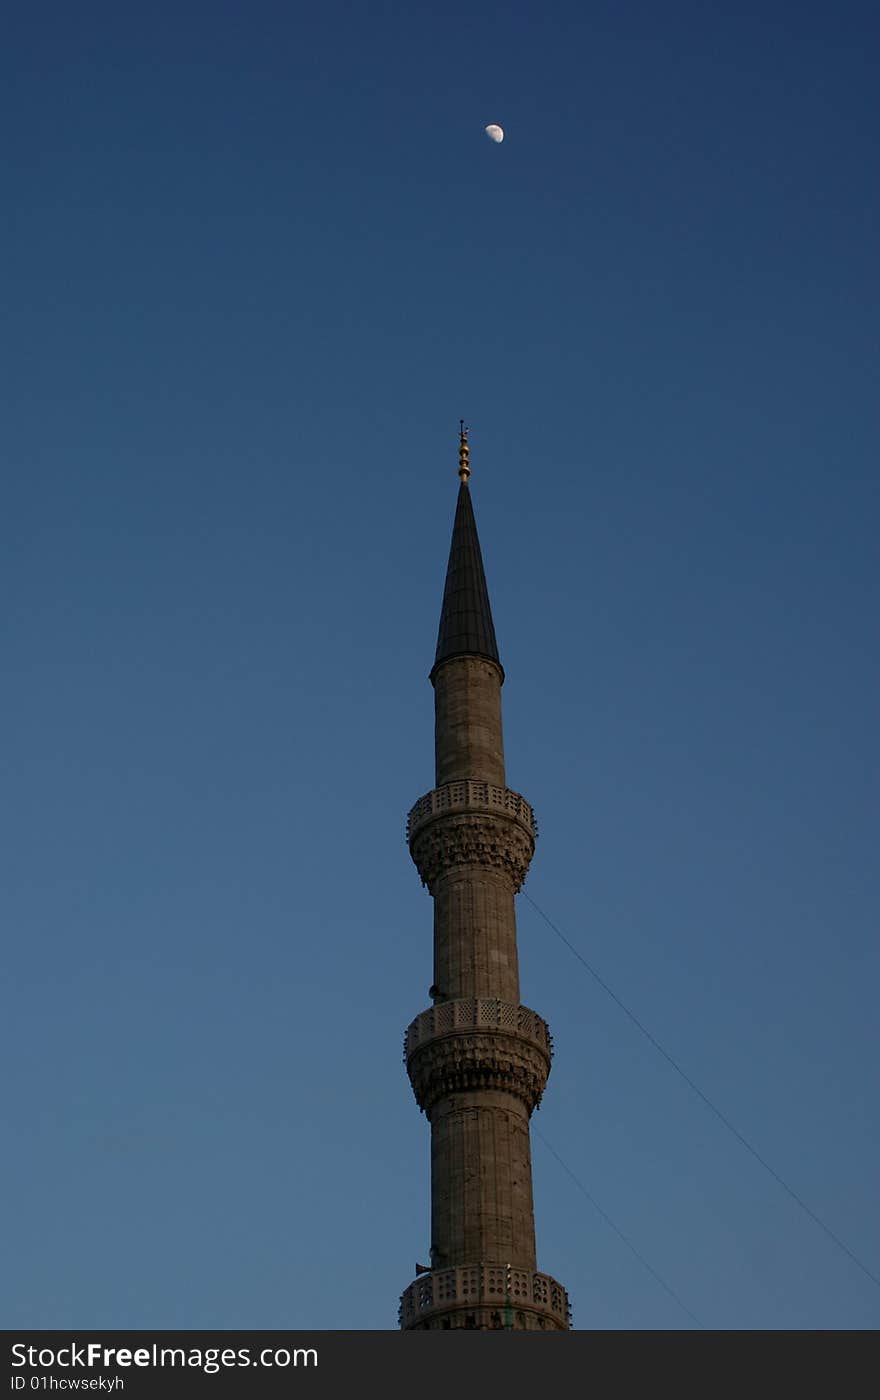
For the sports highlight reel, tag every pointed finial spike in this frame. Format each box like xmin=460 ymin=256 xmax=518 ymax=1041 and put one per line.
xmin=458 ymin=420 xmax=471 ymax=482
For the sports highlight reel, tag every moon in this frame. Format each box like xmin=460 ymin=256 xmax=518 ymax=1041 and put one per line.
xmin=485 ymin=124 xmax=504 ymax=144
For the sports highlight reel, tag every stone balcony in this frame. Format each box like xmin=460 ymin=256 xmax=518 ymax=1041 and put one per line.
xmin=404 ymin=998 xmax=553 ymax=1115
xmin=407 ymin=782 xmax=537 ymax=892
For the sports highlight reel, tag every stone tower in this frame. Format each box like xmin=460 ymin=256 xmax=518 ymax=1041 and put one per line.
xmin=398 ymin=428 xmax=571 ymax=1331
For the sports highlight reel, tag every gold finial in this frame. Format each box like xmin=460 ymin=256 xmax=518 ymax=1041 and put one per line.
xmin=458 ymin=419 xmax=471 ymax=482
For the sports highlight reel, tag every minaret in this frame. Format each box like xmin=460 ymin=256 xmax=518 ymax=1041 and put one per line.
xmin=399 ymin=427 xmax=571 ymax=1331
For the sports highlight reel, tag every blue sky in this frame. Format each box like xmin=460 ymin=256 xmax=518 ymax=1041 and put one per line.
xmin=2 ymin=1 xmax=877 ymax=1329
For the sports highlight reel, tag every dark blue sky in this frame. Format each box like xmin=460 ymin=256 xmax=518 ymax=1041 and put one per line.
xmin=3 ymin=1 xmax=877 ymax=1329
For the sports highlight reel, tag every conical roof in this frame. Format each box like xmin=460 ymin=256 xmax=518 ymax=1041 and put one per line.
xmin=431 ymin=480 xmax=501 ymax=679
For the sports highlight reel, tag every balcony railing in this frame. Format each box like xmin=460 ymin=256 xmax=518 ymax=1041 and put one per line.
xmin=404 ymin=998 xmax=552 ymax=1061
xmin=407 ymin=781 xmax=537 ymax=843
xmin=399 ymin=1265 xmax=571 ymax=1330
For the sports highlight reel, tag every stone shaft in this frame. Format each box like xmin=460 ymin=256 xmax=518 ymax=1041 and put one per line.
xmin=434 ymin=656 xmax=506 ymax=788
xmin=431 ymin=1092 xmax=537 ymax=1270
xmin=433 ymin=870 xmax=520 ymax=1003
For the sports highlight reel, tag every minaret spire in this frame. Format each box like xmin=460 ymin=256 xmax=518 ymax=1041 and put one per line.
xmin=398 ymin=429 xmax=572 ymax=1332
xmin=432 ymin=427 xmax=501 ymax=681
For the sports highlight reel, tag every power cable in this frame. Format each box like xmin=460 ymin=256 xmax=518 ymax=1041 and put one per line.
xmin=533 ymin=1125 xmax=706 ymax=1328
xmin=524 ymin=890 xmax=880 ymax=1294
